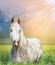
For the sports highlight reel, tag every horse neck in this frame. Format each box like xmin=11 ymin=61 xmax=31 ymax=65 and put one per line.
xmin=20 ymin=29 xmax=27 ymax=47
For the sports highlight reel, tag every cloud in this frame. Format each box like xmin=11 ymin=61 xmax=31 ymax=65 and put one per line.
xmin=0 ymin=0 xmax=55 ymax=24
xmin=45 ymin=0 xmax=55 ymax=5
xmin=0 ymin=0 xmax=25 ymax=19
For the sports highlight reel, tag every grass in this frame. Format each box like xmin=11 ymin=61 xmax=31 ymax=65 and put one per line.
xmin=0 ymin=45 xmax=55 ymax=65
xmin=0 ymin=45 xmax=11 ymax=55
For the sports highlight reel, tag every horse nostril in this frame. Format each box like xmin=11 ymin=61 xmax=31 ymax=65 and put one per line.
xmin=17 ymin=41 xmax=20 ymax=44
xmin=13 ymin=40 xmax=16 ymax=43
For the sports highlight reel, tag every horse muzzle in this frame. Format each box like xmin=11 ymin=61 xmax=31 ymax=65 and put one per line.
xmin=13 ymin=40 xmax=20 ymax=47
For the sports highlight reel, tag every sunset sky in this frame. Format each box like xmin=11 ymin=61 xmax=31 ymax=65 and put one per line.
xmin=0 ymin=0 xmax=55 ymax=44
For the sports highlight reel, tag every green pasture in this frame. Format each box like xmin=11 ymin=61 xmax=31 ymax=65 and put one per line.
xmin=0 ymin=45 xmax=55 ymax=65
xmin=0 ymin=45 xmax=55 ymax=54
xmin=0 ymin=45 xmax=11 ymax=55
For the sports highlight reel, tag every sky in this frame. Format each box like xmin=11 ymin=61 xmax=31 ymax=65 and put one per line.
xmin=0 ymin=0 xmax=55 ymax=44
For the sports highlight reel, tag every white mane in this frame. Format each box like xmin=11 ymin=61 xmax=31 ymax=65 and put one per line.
xmin=10 ymin=17 xmax=42 ymax=63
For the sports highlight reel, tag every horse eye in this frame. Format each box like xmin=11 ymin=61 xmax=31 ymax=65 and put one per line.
xmin=11 ymin=29 xmax=13 ymax=32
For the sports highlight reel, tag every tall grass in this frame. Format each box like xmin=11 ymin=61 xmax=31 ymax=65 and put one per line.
xmin=0 ymin=45 xmax=55 ymax=65
xmin=0 ymin=49 xmax=55 ymax=65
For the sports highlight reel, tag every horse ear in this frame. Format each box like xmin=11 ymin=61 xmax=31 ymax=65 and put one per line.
xmin=17 ymin=17 xmax=20 ymax=24
xmin=11 ymin=16 xmax=14 ymax=23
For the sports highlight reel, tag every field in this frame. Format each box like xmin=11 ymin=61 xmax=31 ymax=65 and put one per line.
xmin=0 ymin=45 xmax=55 ymax=65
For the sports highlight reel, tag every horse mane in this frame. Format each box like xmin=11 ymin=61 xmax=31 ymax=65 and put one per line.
xmin=19 ymin=28 xmax=27 ymax=49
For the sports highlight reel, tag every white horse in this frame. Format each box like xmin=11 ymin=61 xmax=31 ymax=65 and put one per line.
xmin=10 ymin=17 xmax=42 ymax=63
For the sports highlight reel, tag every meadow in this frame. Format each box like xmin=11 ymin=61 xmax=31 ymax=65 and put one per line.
xmin=0 ymin=45 xmax=55 ymax=65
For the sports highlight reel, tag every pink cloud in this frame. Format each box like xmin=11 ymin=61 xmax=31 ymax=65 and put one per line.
xmin=0 ymin=0 xmax=55 ymax=24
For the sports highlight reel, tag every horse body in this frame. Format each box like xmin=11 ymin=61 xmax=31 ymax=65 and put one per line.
xmin=11 ymin=38 xmax=42 ymax=63
xmin=26 ymin=38 xmax=42 ymax=61
xmin=10 ymin=17 xmax=42 ymax=63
